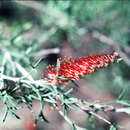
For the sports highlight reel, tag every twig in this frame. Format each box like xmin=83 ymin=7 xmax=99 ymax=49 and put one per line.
xmin=0 ymin=74 xmax=50 ymax=87
xmin=74 ymin=101 xmax=112 ymax=125
xmin=1 ymin=73 xmax=130 ymax=127
xmin=115 ymin=108 xmax=130 ymax=114
xmin=91 ymin=31 xmax=130 ymax=66
xmin=0 ymin=46 xmax=16 ymax=89
xmin=35 ymin=48 xmax=60 ymax=59
xmin=69 ymin=98 xmax=130 ymax=122
xmin=0 ymin=45 xmax=16 ymax=76
xmin=53 ymin=103 xmax=86 ymax=130
xmin=1 ymin=52 xmax=8 ymax=74
xmin=15 ymin=62 xmax=34 ymax=81
xmin=92 ymin=31 xmax=119 ymax=47
xmin=14 ymin=1 xmax=44 ymax=12
xmin=0 ymin=73 xmax=112 ymax=127
xmin=0 ymin=51 xmax=8 ymax=89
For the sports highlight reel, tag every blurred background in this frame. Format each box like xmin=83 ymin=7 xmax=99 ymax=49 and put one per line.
xmin=0 ymin=0 xmax=130 ymax=130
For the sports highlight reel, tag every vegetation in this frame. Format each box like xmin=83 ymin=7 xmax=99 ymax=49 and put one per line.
xmin=0 ymin=1 xmax=130 ymax=130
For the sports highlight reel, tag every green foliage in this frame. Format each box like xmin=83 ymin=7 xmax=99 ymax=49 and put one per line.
xmin=109 ymin=125 xmax=117 ymax=130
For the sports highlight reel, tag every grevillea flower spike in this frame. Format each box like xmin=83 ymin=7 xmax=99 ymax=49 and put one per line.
xmin=42 ymin=51 xmax=119 ymax=85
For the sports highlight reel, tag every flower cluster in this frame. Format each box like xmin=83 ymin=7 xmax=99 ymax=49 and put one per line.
xmin=42 ymin=51 xmax=118 ymax=85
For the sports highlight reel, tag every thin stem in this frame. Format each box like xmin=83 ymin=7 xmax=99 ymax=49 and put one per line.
xmin=54 ymin=103 xmax=86 ymax=130
xmin=0 ymin=74 xmax=50 ymax=87
xmin=74 ymin=101 xmax=112 ymax=125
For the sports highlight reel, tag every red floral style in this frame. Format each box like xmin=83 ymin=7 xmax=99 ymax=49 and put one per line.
xmin=42 ymin=51 xmax=118 ymax=85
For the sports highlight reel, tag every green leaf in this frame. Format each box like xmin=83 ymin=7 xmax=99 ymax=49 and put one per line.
xmin=63 ymin=104 xmax=68 ymax=116
xmin=8 ymin=111 xmax=20 ymax=119
xmin=46 ymin=85 xmax=55 ymax=92
xmin=117 ymin=88 xmax=126 ymax=100
xmin=2 ymin=109 xmax=8 ymax=122
xmin=66 ymin=104 xmax=77 ymax=111
xmin=3 ymin=94 xmax=7 ymax=104
xmin=59 ymin=84 xmax=67 ymax=90
xmin=8 ymin=97 xmax=16 ymax=107
xmin=7 ymin=95 xmax=16 ymax=106
xmin=64 ymin=99 xmax=77 ymax=104
xmin=39 ymin=87 xmax=48 ymax=91
xmin=31 ymin=58 xmax=43 ymax=68
xmin=116 ymin=100 xmax=130 ymax=106
xmin=22 ymin=83 xmax=32 ymax=89
xmin=72 ymin=123 xmax=77 ymax=130
xmin=64 ymin=88 xmax=73 ymax=95
xmin=52 ymin=85 xmax=58 ymax=94
xmin=10 ymin=106 xmax=22 ymax=111
xmin=40 ymin=101 xmax=44 ymax=111
xmin=44 ymin=98 xmax=56 ymax=103
xmin=39 ymin=111 xmax=49 ymax=123
xmin=109 ymin=125 xmax=117 ymax=130
xmin=36 ymin=90 xmax=42 ymax=100
xmin=101 ymin=100 xmax=117 ymax=105
xmin=88 ymin=115 xmax=96 ymax=129
xmin=11 ymin=86 xmax=19 ymax=93
xmin=42 ymin=92 xmax=53 ymax=97
xmin=29 ymin=95 xmax=40 ymax=100
xmin=116 ymin=107 xmax=130 ymax=114
xmin=58 ymin=94 xmax=64 ymax=103
xmin=34 ymin=115 xmax=39 ymax=125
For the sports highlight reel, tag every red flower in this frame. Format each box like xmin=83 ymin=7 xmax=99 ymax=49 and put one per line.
xmin=42 ymin=51 xmax=118 ymax=85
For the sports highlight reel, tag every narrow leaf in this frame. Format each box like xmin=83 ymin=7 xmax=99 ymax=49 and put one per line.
xmin=109 ymin=125 xmax=117 ymax=130
xmin=66 ymin=104 xmax=77 ymax=111
xmin=9 ymin=111 xmax=20 ymax=119
xmin=44 ymin=98 xmax=56 ymax=103
xmin=39 ymin=111 xmax=49 ymax=123
xmin=2 ymin=109 xmax=8 ymax=122
xmin=31 ymin=58 xmax=43 ymax=68
xmin=72 ymin=123 xmax=77 ymax=130
xmin=117 ymin=88 xmax=126 ymax=100
xmin=64 ymin=88 xmax=73 ymax=95
xmin=116 ymin=100 xmax=130 ymax=106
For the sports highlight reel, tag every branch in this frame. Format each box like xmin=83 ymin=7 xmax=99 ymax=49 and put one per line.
xmin=0 ymin=45 xmax=16 ymax=76
xmin=0 ymin=73 xmax=112 ymax=127
xmin=91 ymin=31 xmax=130 ymax=66
xmin=14 ymin=1 xmax=44 ymax=12
xmin=53 ymin=103 xmax=86 ymax=130
xmin=1 ymin=72 xmax=130 ymax=130
xmin=65 ymin=97 xmax=130 ymax=126
xmin=35 ymin=48 xmax=60 ymax=60
xmin=65 ymin=98 xmax=112 ymax=125
xmin=0 ymin=74 xmax=50 ymax=87
xmin=75 ymin=102 xmax=112 ymax=125
xmin=0 ymin=46 xmax=16 ymax=90
xmin=15 ymin=62 xmax=34 ymax=81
